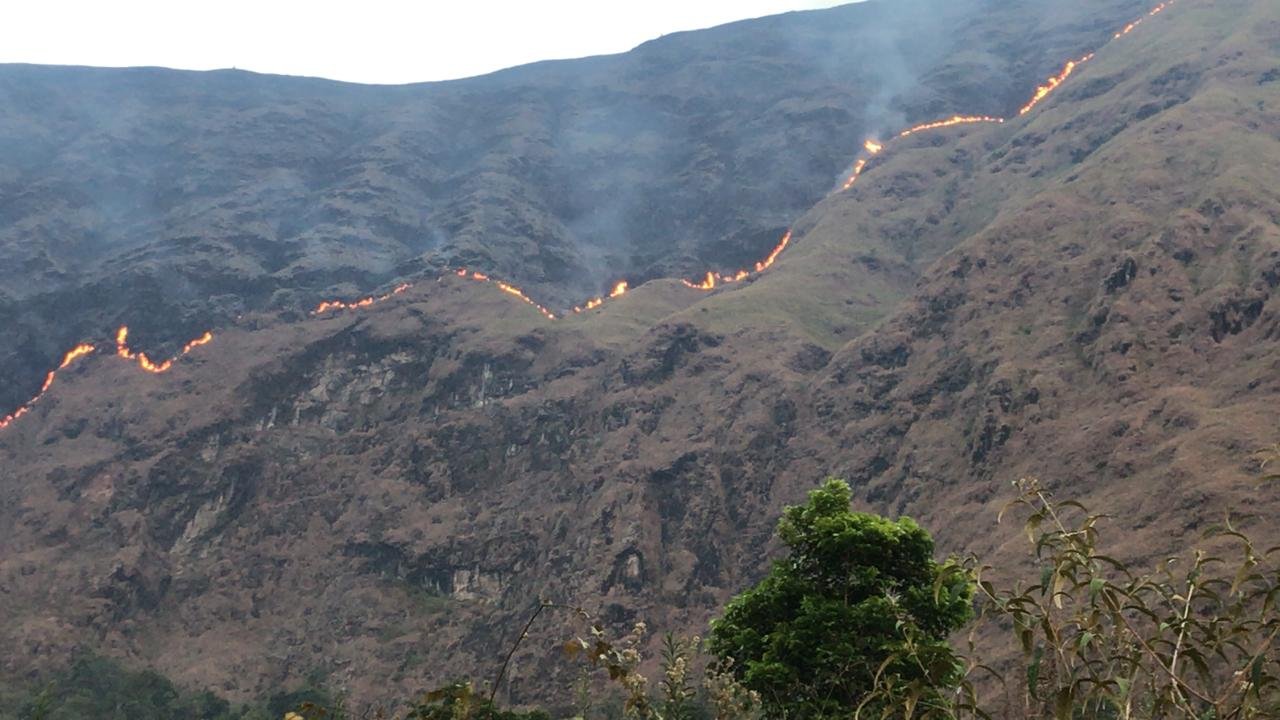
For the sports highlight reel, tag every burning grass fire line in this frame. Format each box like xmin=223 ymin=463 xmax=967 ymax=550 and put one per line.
xmin=453 ymin=269 xmax=559 ymax=320
xmin=115 ymin=326 xmax=214 ymax=374
xmin=1 ymin=328 xmax=215 ymax=432
xmin=312 ymin=283 xmax=413 ymax=315
xmin=1 ymin=1 xmax=1183 ymax=432
xmin=833 ymin=3 xmax=1176 ymax=196
xmin=681 ymin=0 xmax=1179 ymax=293
xmin=210 ymin=0 xmax=1191 ymax=318
xmin=0 ymin=344 xmax=96 ymax=431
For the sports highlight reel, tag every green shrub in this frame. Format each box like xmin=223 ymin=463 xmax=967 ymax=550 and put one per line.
xmin=862 ymin=476 xmax=1280 ymax=719
xmin=707 ymin=478 xmax=974 ymax=719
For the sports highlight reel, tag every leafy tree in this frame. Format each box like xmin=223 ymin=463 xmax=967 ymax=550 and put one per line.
xmin=707 ymin=478 xmax=973 ymax=719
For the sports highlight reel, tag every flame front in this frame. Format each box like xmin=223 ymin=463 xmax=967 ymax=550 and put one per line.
xmin=453 ymin=269 xmax=556 ymax=319
xmin=571 ymin=280 xmax=632 ymax=314
xmin=840 ymin=159 xmax=870 ymax=191
xmin=679 ymin=231 xmax=793 ymax=290
xmin=2 ymin=0 xmax=1185 ymax=432
xmin=182 ymin=332 xmax=215 ymax=355
xmin=116 ymin=326 xmax=215 ymax=374
xmin=115 ymin=325 xmax=172 ymax=375
xmin=839 ymin=117 xmax=1001 ymax=192
xmin=313 ymin=283 xmax=412 ymax=315
xmin=899 ymin=115 xmax=1005 ymax=138
xmin=1 ymin=344 xmax=97 ymax=431
xmin=1115 ymin=0 xmax=1173 ymax=38
xmin=685 ymin=0 xmax=1176 ymax=291
xmin=1018 ymin=54 xmax=1095 ymax=115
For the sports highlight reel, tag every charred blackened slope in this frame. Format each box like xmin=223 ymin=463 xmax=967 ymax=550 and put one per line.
xmin=0 ymin=0 xmax=1152 ymax=411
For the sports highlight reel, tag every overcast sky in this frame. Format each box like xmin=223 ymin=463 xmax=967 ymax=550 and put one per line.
xmin=1 ymin=1 xmax=854 ymax=85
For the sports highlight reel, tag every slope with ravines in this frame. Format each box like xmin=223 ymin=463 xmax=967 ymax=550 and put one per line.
xmin=0 ymin=0 xmax=1154 ymax=413
xmin=797 ymin=0 xmax=1280 ymax=576
xmin=4 ymin=0 xmax=1279 ymax=711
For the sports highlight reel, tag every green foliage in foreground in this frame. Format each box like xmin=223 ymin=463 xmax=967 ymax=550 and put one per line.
xmin=708 ymin=478 xmax=974 ymax=719
xmin=866 ymin=476 xmax=1280 ymax=720
xmin=8 ymin=455 xmax=1280 ymax=720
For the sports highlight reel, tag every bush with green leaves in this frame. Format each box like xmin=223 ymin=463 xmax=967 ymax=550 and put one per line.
xmin=707 ymin=478 xmax=974 ymax=719
xmin=20 ymin=460 xmax=1277 ymax=720
xmin=860 ymin=472 xmax=1280 ymax=720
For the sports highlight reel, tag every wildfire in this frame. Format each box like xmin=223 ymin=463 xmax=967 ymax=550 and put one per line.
xmin=182 ymin=332 xmax=215 ymax=355
xmin=840 ymin=159 xmax=869 ymax=191
xmin=115 ymin=326 xmax=215 ymax=374
xmin=840 ymin=118 xmax=1006 ymax=192
xmin=454 ymin=268 xmax=556 ymax=319
xmin=313 ymin=283 xmax=412 ymax=315
xmin=3 ymin=325 xmax=216 ymax=433
xmin=680 ymin=231 xmax=793 ymax=291
xmin=0 ymin=344 xmax=97 ymax=431
xmin=572 ymin=280 xmax=631 ymax=314
xmin=1019 ymin=54 xmax=1094 ymax=115
xmin=2 ymin=0 xmax=1187 ymax=434
xmin=839 ymin=117 xmax=1002 ymax=192
xmin=899 ymin=115 xmax=1005 ymax=138
xmin=682 ymin=272 xmax=717 ymax=291
xmin=1116 ymin=0 xmax=1173 ymax=38
xmin=689 ymin=0 xmax=1176 ymax=291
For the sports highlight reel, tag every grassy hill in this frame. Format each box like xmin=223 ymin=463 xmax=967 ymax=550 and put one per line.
xmin=2 ymin=0 xmax=1278 ymax=710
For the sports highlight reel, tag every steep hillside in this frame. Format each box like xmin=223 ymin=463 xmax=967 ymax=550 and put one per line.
xmin=0 ymin=0 xmax=1150 ymax=411
xmin=3 ymin=0 xmax=1279 ymax=710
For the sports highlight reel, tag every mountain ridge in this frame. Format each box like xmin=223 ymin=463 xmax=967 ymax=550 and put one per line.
xmin=3 ymin=0 xmax=1279 ymax=710
xmin=0 ymin=0 xmax=1150 ymax=409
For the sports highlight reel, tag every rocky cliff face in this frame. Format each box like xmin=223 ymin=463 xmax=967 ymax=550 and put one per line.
xmin=3 ymin=0 xmax=1279 ymax=710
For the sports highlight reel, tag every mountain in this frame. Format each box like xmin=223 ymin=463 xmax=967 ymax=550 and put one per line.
xmin=3 ymin=0 xmax=1279 ymax=709
xmin=0 ymin=0 xmax=1149 ymax=411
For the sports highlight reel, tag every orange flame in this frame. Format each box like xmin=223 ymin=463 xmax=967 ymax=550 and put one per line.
xmin=898 ymin=115 xmax=1005 ymax=138
xmin=680 ymin=231 xmax=793 ymax=291
xmin=1115 ymin=0 xmax=1173 ymax=38
xmin=116 ymin=326 xmax=215 ymax=374
xmin=2 ymin=1 xmax=1184 ymax=426
xmin=182 ymin=332 xmax=215 ymax=355
xmin=1019 ymin=54 xmax=1095 ymax=115
xmin=695 ymin=0 xmax=1175 ymax=290
xmin=840 ymin=117 xmax=1003 ymax=192
xmin=756 ymin=230 xmax=792 ymax=272
xmin=1 ymin=344 xmax=97 ymax=431
xmin=682 ymin=272 xmax=718 ymax=291
xmin=840 ymin=159 xmax=869 ymax=191
xmin=453 ymin=268 xmax=556 ymax=320
xmin=58 ymin=344 xmax=96 ymax=369
xmin=313 ymin=283 xmax=412 ymax=315
xmin=3 ymin=325 xmax=217 ymax=433
xmin=1114 ymin=20 xmax=1140 ymax=37
xmin=570 ymin=280 xmax=631 ymax=314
